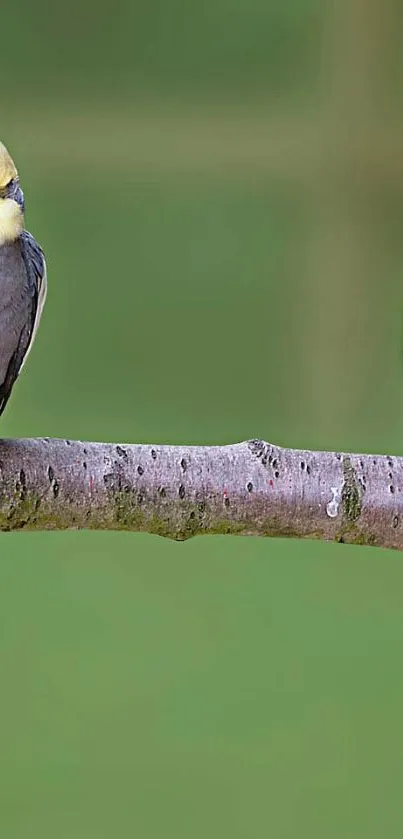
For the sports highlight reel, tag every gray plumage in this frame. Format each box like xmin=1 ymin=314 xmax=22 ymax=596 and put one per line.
xmin=0 ymin=231 xmax=46 ymax=415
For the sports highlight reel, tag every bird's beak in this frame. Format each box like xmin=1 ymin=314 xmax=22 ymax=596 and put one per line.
xmin=7 ymin=179 xmax=24 ymax=210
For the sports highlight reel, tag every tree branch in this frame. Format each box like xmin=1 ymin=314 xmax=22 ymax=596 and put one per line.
xmin=0 ymin=437 xmax=400 ymax=549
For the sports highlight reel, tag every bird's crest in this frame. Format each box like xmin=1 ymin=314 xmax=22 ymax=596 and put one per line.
xmin=0 ymin=142 xmax=18 ymax=189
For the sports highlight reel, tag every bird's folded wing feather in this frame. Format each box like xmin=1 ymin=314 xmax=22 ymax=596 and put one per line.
xmin=19 ymin=230 xmax=47 ymax=371
xmin=0 ymin=231 xmax=47 ymax=416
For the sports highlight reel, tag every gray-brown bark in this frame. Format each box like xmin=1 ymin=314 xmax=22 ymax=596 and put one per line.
xmin=0 ymin=436 xmax=400 ymax=549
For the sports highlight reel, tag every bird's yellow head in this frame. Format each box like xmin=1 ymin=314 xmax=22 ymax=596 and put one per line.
xmin=0 ymin=141 xmax=18 ymax=190
xmin=0 ymin=141 xmax=24 ymax=245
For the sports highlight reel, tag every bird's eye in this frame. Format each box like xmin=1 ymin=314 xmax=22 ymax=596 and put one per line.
xmin=0 ymin=178 xmax=13 ymax=198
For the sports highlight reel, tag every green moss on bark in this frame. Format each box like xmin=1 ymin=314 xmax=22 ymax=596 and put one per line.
xmin=342 ymin=457 xmax=362 ymax=523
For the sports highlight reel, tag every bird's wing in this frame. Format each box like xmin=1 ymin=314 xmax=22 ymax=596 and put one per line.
xmin=0 ymin=232 xmax=46 ymax=416
xmin=19 ymin=230 xmax=47 ymax=371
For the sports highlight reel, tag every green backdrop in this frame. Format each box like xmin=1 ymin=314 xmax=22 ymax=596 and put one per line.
xmin=1 ymin=1 xmax=403 ymax=836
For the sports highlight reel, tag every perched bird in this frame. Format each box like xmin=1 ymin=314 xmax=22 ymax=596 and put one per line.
xmin=0 ymin=141 xmax=46 ymax=415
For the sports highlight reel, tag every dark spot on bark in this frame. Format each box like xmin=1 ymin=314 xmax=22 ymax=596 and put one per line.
xmin=48 ymin=466 xmax=54 ymax=483
xmin=390 ymin=485 xmax=395 ymax=494
xmin=388 ymin=458 xmax=393 ymax=468
xmin=65 ymin=439 xmax=71 ymax=446
xmin=198 ymin=501 xmax=205 ymax=513
xmin=159 ymin=486 xmax=166 ymax=497
xmin=389 ymin=472 xmax=393 ymax=480
xmin=53 ymin=481 xmax=60 ymax=499
xmin=373 ymin=459 xmax=377 ymax=465
xmin=180 ymin=458 xmax=187 ymax=472
xmin=272 ymin=459 xmax=278 ymax=470
xmin=249 ymin=441 xmax=274 ymax=470
xmin=224 ymin=496 xmax=230 ymax=507
xmin=84 ymin=448 xmax=88 ymax=456
xmin=179 ymin=484 xmax=185 ymax=499
xmin=189 ymin=511 xmax=195 ymax=519
xmin=151 ymin=449 xmax=157 ymax=460
xmin=247 ymin=482 xmax=253 ymax=492
xmin=103 ymin=473 xmax=114 ymax=489
xmin=137 ymin=490 xmax=145 ymax=504
xmin=249 ymin=439 xmax=265 ymax=457
xmin=393 ymin=514 xmax=399 ymax=528
xmin=306 ymin=465 xmax=311 ymax=475
xmin=301 ymin=461 xmax=305 ymax=470
xmin=336 ymin=453 xmax=341 ymax=461
xmin=274 ymin=471 xmax=279 ymax=479
xmin=338 ymin=535 xmax=345 ymax=543
xmin=83 ymin=462 xmax=87 ymax=470
xmin=137 ymin=465 xmax=144 ymax=476
xmin=116 ymin=446 xmax=128 ymax=460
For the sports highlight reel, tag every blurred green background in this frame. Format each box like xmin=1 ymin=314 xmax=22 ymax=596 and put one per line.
xmin=1 ymin=0 xmax=403 ymax=836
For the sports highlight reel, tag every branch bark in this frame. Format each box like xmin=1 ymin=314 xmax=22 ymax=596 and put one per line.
xmin=0 ymin=437 xmax=400 ymax=549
